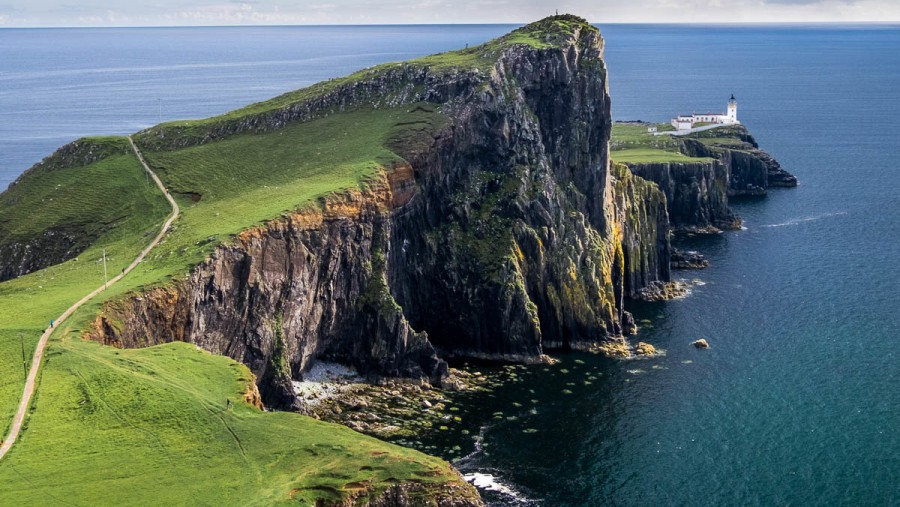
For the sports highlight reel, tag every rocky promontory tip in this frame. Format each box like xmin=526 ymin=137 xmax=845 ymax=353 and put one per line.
xmin=612 ymin=122 xmax=797 ymax=234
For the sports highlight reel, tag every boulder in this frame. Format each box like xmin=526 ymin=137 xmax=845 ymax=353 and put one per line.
xmin=634 ymin=342 xmax=657 ymax=355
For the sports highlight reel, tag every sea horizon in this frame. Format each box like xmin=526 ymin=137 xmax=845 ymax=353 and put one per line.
xmin=0 ymin=21 xmax=898 ymax=506
xmin=3 ymin=21 xmax=900 ymax=29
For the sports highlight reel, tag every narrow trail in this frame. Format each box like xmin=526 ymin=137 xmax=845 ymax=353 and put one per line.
xmin=0 ymin=136 xmax=179 ymax=462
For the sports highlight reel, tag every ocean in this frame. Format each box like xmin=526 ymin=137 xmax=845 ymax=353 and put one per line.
xmin=2 ymin=23 xmax=899 ymax=506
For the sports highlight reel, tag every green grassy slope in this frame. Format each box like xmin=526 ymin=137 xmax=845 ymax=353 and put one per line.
xmin=0 ymin=340 xmax=463 ymax=505
xmin=0 ymin=137 xmax=159 ymax=248
xmin=0 ymin=107 xmax=458 ymax=507
xmin=611 ymin=123 xmax=714 ymax=164
xmin=0 ymin=143 xmax=170 ymax=432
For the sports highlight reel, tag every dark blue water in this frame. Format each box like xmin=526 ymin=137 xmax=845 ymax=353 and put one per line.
xmin=2 ymin=24 xmax=899 ymax=506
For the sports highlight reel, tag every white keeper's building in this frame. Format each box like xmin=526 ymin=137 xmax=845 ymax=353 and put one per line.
xmin=671 ymin=95 xmax=739 ymax=131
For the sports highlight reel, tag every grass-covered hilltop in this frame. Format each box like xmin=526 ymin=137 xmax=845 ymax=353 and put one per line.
xmin=0 ymin=14 xmax=794 ymax=505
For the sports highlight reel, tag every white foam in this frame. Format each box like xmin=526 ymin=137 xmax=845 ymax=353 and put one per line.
xmin=463 ymin=473 xmax=531 ymax=503
xmin=763 ymin=211 xmax=847 ymax=228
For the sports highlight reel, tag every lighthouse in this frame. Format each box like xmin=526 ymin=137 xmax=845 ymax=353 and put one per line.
xmin=727 ymin=94 xmax=738 ymax=122
xmin=670 ymin=95 xmax=741 ymax=131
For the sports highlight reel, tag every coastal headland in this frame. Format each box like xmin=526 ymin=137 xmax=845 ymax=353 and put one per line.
xmin=0 ymin=15 xmax=794 ymax=505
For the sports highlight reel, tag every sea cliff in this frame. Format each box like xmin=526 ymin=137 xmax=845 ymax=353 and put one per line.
xmin=0 ymin=16 xmax=801 ymax=506
xmin=612 ymin=122 xmax=796 ymax=233
xmin=83 ymin=16 xmax=670 ymax=405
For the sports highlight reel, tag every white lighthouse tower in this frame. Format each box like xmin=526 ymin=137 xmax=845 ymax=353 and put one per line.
xmin=727 ymin=94 xmax=738 ymax=123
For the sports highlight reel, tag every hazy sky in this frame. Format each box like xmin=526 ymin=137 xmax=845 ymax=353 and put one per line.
xmin=1 ymin=0 xmax=899 ymax=27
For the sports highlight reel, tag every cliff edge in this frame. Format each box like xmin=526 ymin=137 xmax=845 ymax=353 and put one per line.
xmin=80 ymin=16 xmax=670 ymax=407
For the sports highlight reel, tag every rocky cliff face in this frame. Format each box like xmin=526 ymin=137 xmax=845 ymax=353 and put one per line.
xmin=89 ymin=172 xmax=445 ymax=409
xmin=612 ymin=163 xmax=671 ymax=297
xmin=624 ymin=159 xmax=737 ymax=232
xmin=85 ymin=16 xmax=671 ymax=406
xmin=620 ymin=125 xmax=796 ymax=233
xmin=681 ymin=127 xmax=798 ymax=196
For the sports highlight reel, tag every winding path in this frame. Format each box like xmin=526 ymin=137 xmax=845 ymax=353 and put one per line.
xmin=0 ymin=136 xmax=178 ymax=462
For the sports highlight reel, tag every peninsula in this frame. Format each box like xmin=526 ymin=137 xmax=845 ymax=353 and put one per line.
xmin=0 ymin=15 xmax=794 ymax=505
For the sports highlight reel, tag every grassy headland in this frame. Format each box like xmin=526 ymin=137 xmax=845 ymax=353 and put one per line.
xmin=0 ymin=15 xmax=604 ymax=504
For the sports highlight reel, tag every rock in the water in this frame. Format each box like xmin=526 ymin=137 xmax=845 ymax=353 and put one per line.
xmin=636 ymin=280 xmax=690 ymax=301
xmin=692 ymin=338 xmax=710 ymax=349
xmin=634 ymin=342 xmax=657 ymax=355
xmin=672 ymin=249 xmax=710 ymax=270
xmin=595 ymin=340 xmax=631 ymax=358
xmin=622 ymin=311 xmax=639 ymax=335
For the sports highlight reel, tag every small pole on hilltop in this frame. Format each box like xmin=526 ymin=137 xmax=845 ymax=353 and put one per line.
xmin=20 ymin=334 xmax=26 ymax=381
xmin=158 ymin=98 xmax=162 ymax=124
xmin=102 ymin=249 xmax=109 ymax=289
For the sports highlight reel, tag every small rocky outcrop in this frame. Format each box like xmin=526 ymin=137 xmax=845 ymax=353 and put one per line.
xmin=636 ymin=280 xmax=690 ymax=301
xmin=692 ymin=338 xmax=710 ymax=348
xmin=672 ymin=249 xmax=710 ymax=270
xmin=339 ymin=478 xmax=484 ymax=507
xmin=622 ymin=311 xmax=639 ymax=335
xmin=634 ymin=342 xmax=657 ymax=355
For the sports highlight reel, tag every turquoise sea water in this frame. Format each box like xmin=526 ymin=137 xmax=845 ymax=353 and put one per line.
xmin=2 ymin=24 xmax=898 ymax=506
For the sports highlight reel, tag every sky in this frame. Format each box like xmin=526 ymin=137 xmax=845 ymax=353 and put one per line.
xmin=0 ymin=0 xmax=899 ymax=27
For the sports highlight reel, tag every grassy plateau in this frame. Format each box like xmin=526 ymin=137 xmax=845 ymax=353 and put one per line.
xmin=610 ymin=122 xmax=716 ymax=164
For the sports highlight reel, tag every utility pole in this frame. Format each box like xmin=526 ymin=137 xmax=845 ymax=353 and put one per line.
xmin=20 ymin=334 xmax=26 ymax=381
xmin=158 ymin=98 xmax=162 ymax=124
xmin=102 ymin=249 xmax=109 ymax=289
